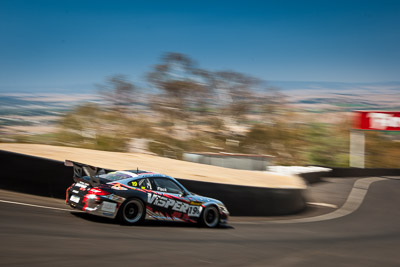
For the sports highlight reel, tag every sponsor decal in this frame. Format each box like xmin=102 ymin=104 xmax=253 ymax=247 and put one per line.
xmin=70 ymin=195 xmax=80 ymax=203
xmin=146 ymin=207 xmax=195 ymax=223
xmin=187 ymin=206 xmax=202 ymax=217
xmin=104 ymin=194 xmax=125 ymax=203
xmin=101 ymin=201 xmax=117 ymax=213
xmin=354 ymin=111 xmax=400 ymax=131
xmin=109 ymin=181 xmax=148 ymax=192
xmin=111 ymin=183 xmax=128 ymax=190
xmin=157 ymin=187 xmax=167 ymax=192
xmin=75 ymin=182 xmax=88 ymax=188
xmin=147 ymin=193 xmax=202 ymax=217
xmin=368 ymin=113 xmax=400 ymax=130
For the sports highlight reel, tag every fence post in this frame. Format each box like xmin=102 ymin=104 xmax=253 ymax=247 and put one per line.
xmin=350 ymin=130 xmax=365 ymax=168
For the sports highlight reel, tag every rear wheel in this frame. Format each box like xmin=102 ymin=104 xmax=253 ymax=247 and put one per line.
xmin=200 ymin=205 xmax=220 ymax=228
xmin=119 ymin=198 xmax=145 ymax=225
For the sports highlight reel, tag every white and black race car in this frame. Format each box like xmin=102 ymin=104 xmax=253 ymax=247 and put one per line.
xmin=65 ymin=160 xmax=229 ymax=228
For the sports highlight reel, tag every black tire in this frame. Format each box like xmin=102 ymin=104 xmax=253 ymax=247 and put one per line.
xmin=119 ymin=198 xmax=145 ymax=225
xmin=200 ymin=205 xmax=220 ymax=228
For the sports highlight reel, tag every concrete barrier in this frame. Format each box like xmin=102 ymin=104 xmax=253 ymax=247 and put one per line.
xmin=300 ymin=166 xmax=400 ymax=180
xmin=177 ymin=179 xmax=306 ymax=216
xmin=297 ymin=167 xmax=400 ymax=183
xmin=298 ymin=171 xmax=330 ymax=184
xmin=0 ymin=150 xmax=306 ymax=216
xmin=0 ymin=150 xmax=73 ymax=199
xmin=329 ymin=167 xmax=400 ymax=177
xmin=183 ymin=152 xmax=271 ymax=171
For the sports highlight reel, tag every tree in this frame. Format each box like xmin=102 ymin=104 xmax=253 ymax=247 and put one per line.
xmin=147 ymin=52 xmax=212 ymax=121
xmin=97 ymin=74 xmax=136 ymax=113
xmin=212 ymin=71 xmax=258 ymax=119
xmin=57 ymin=103 xmax=130 ymax=151
xmin=258 ymin=86 xmax=287 ymax=119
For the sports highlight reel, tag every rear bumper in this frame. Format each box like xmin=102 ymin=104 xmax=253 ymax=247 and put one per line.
xmin=66 ymin=191 xmax=125 ymax=219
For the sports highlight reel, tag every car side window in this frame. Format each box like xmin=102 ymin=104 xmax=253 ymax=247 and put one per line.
xmin=153 ymin=178 xmax=183 ymax=194
xmin=129 ymin=178 xmax=152 ymax=190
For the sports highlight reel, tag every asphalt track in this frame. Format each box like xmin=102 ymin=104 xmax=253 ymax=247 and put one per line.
xmin=1 ymin=177 xmax=400 ymax=266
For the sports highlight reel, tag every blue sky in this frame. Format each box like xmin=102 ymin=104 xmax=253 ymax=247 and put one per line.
xmin=0 ymin=0 xmax=399 ymax=93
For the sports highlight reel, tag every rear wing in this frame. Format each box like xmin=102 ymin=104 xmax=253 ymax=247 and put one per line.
xmin=64 ymin=160 xmax=111 ymax=187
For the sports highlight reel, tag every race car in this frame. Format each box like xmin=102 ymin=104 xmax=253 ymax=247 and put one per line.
xmin=65 ymin=160 xmax=229 ymax=227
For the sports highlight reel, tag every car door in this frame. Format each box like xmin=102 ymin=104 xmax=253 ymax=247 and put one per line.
xmin=147 ymin=177 xmax=200 ymax=221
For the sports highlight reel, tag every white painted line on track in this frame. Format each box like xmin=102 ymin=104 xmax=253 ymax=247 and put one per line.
xmin=234 ymin=177 xmax=391 ymax=225
xmin=0 ymin=199 xmax=80 ymax=212
xmin=307 ymin=202 xmax=338 ymax=209
xmin=272 ymin=177 xmax=388 ymax=224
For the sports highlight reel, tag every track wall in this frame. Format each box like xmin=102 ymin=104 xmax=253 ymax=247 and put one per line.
xmin=0 ymin=150 xmax=305 ymax=216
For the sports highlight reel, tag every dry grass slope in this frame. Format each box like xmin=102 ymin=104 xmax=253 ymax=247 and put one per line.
xmin=0 ymin=143 xmax=306 ymax=189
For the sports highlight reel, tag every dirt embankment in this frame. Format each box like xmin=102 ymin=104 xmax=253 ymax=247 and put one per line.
xmin=0 ymin=143 xmax=306 ymax=189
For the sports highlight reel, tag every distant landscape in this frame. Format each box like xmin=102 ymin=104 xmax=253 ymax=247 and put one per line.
xmin=1 ymin=80 xmax=399 ymax=132
xmin=0 ymin=94 xmax=101 ymax=134
xmin=1 ymin=53 xmax=399 ymax=169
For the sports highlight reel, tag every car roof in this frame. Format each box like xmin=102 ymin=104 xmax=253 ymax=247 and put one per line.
xmin=136 ymin=173 xmax=173 ymax=179
xmin=124 ymin=169 xmax=150 ymax=174
xmin=115 ymin=172 xmax=176 ymax=184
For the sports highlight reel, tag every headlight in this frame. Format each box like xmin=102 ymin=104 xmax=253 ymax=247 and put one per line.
xmin=218 ymin=205 xmax=228 ymax=213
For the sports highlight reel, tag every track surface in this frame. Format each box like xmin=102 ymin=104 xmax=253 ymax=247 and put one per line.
xmin=1 ymin=178 xmax=400 ymax=266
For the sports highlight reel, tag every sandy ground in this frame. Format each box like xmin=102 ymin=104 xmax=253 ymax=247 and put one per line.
xmin=0 ymin=143 xmax=306 ymax=189
xmin=1 ymin=125 xmax=57 ymax=134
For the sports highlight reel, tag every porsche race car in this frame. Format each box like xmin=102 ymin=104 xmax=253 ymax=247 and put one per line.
xmin=65 ymin=160 xmax=229 ymax=227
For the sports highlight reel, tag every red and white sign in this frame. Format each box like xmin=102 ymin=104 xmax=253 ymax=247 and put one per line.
xmin=354 ymin=111 xmax=400 ymax=131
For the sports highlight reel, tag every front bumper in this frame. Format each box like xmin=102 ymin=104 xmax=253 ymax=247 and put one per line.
xmin=217 ymin=204 xmax=230 ymax=225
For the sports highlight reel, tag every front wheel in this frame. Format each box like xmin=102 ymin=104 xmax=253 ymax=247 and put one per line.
xmin=200 ymin=205 xmax=220 ymax=228
xmin=119 ymin=198 xmax=145 ymax=225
